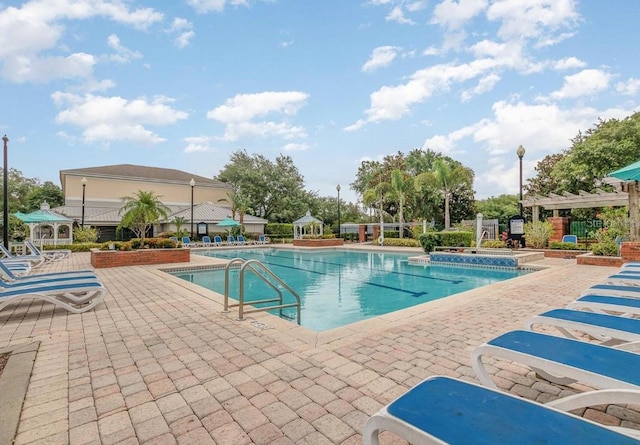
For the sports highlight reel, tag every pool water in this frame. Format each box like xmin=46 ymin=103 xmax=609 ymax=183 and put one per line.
xmin=172 ymin=248 xmax=529 ymax=332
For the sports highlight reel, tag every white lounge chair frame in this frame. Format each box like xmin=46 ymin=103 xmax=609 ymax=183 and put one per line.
xmin=363 ymin=375 xmax=640 ymax=444
xmin=525 ymin=308 xmax=640 ymax=350
xmin=0 ymin=282 xmax=106 ymax=314
xmin=471 ymin=330 xmax=640 ymax=413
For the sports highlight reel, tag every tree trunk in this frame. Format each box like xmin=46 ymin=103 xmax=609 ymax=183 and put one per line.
xmin=444 ymin=193 xmax=451 ymax=229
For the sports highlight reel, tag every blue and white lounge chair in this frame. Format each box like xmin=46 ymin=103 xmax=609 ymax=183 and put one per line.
xmin=0 ymin=261 xmax=96 ymax=285
xmin=568 ymin=294 xmax=640 ymax=317
xmin=582 ymin=283 xmax=640 ymax=298
xmin=201 ymin=236 xmax=213 ymax=247
xmin=600 ymin=272 xmax=640 ymax=287
xmin=181 ymin=237 xmax=193 ymax=247
xmin=257 ymin=235 xmax=268 ymax=245
xmin=0 ymin=281 xmax=106 ymax=314
xmin=213 ymin=235 xmax=225 ymax=246
xmin=1 ymin=244 xmax=45 ymax=268
xmin=237 ymin=235 xmax=247 ymax=245
xmin=525 ymin=308 xmax=640 ymax=348
xmin=25 ymin=241 xmax=71 ymax=262
xmin=363 ymin=375 xmax=640 ymax=444
xmin=227 ymin=235 xmax=237 ymax=245
xmin=471 ymin=330 xmax=640 ymax=412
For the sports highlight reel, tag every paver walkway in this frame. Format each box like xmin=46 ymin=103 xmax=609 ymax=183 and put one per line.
xmin=0 ymin=249 xmax=636 ymax=444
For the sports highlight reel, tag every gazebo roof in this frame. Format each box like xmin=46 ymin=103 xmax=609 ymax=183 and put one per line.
xmin=293 ymin=211 xmax=322 ymax=225
xmin=15 ymin=209 xmax=72 ymax=224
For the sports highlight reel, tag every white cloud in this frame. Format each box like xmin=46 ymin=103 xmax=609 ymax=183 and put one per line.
xmin=168 ymin=18 xmax=195 ymax=48
xmin=106 ymin=34 xmax=142 ymax=64
xmin=487 ymin=0 xmax=580 ymax=43
xmin=282 ymin=143 xmax=310 ymax=151
xmin=422 ymin=99 xmax=636 ymax=197
xmin=431 ymin=0 xmax=488 ymax=30
xmin=52 ymin=92 xmax=188 ymax=144
xmin=386 ymin=6 xmax=414 ymax=24
xmin=207 ymin=91 xmax=309 ymax=141
xmin=362 ymin=46 xmax=400 ymax=72
xmin=552 ymin=56 xmax=586 ymax=71
xmin=406 ymin=1 xmax=428 ymax=12
xmin=351 ymin=59 xmax=501 ymax=126
xmin=0 ymin=0 xmax=162 ymax=82
xmin=460 ymin=73 xmax=501 ymax=102
xmin=1 ymin=52 xmax=95 ymax=82
xmin=183 ymin=136 xmax=214 ymax=153
xmin=186 ymin=0 xmax=249 ymax=14
xmin=617 ymin=78 xmax=640 ymax=96
xmin=549 ymin=69 xmax=611 ymax=100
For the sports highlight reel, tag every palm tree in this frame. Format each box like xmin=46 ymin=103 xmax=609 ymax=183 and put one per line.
xmin=363 ymin=181 xmax=390 ymax=244
xmin=119 ymin=190 xmax=171 ymax=242
xmin=416 ymin=159 xmax=472 ymax=230
xmin=218 ymin=190 xmax=251 ymax=230
xmin=172 ymin=216 xmax=187 ymax=237
xmin=390 ymin=169 xmax=411 ymax=238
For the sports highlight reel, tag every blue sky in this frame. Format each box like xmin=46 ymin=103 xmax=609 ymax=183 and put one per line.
xmin=1 ymin=0 xmax=639 ymax=205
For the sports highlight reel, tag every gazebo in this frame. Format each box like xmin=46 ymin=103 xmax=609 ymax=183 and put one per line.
xmin=292 ymin=211 xmax=323 ymax=239
xmin=15 ymin=201 xmax=74 ymax=247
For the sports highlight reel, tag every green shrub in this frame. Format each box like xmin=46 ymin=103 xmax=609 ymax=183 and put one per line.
xmin=419 ymin=233 xmax=441 ymax=253
xmin=381 ymin=238 xmax=421 ymax=247
xmin=440 ymin=231 xmax=473 ymax=247
xmin=42 ymin=243 xmax=101 ymax=252
xmin=383 ymin=231 xmax=399 ymax=239
xmin=591 ymin=240 xmax=619 ymax=256
xmin=100 ymin=241 xmax=132 ymax=251
xmin=548 ymin=241 xmax=588 ymax=251
xmin=105 ymin=238 xmax=176 ymax=250
xmin=266 ymin=223 xmax=294 ymax=236
xmin=481 ymin=240 xmax=508 ymax=249
xmin=73 ymin=227 xmax=98 ymax=243
xmin=524 ymin=221 xmax=554 ymax=249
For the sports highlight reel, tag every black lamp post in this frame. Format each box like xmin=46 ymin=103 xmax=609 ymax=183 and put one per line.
xmin=516 ymin=145 xmax=525 ymax=216
xmin=190 ymin=178 xmax=195 ymax=238
xmin=81 ymin=177 xmax=87 ymax=229
xmin=2 ymin=134 xmax=8 ymax=250
xmin=336 ymin=184 xmax=341 ymax=239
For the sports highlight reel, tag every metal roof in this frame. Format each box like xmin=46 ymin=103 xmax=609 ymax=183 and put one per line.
xmin=293 ymin=211 xmax=322 ymax=225
xmin=60 ymin=164 xmax=231 ymax=188
xmin=163 ymin=202 xmax=268 ymax=224
xmin=15 ymin=209 xmax=72 ymax=223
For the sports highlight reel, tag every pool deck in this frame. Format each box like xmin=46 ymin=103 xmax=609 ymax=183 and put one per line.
xmin=1 ymin=246 xmax=638 ymax=444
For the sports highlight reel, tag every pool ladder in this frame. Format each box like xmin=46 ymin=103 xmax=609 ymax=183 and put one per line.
xmin=222 ymin=258 xmax=301 ymax=325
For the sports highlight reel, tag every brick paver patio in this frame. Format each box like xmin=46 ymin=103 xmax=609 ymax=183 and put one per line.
xmin=0 ymin=248 xmax=636 ymax=444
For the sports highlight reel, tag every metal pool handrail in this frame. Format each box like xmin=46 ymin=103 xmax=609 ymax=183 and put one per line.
xmin=222 ymin=258 xmax=301 ymax=325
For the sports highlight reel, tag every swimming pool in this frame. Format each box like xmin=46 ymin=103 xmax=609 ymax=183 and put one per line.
xmin=172 ymin=248 xmax=530 ymax=332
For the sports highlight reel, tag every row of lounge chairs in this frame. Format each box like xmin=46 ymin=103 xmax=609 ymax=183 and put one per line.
xmin=177 ymin=234 xmax=269 ymax=247
xmin=0 ymin=242 xmax=105 ymax=314
xmin=364 ymin=262 xmax=640 ymax=443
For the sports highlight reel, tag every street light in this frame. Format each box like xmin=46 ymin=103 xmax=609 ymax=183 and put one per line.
xmin=190 ymin=178 xmax=195 ymax=239
xmin=2 ymin=134 xmax=8 ymax=250
xmin=516 ymin=145 xmax=526 ymax=216
xmin=336 ymin=184 xmax=341 ymax=239
xmin=81 ymin=177 xmax=87 ymax=229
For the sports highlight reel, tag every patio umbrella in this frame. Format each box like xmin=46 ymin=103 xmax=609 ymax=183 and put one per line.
xmin=216 ymin=216 xmax=240 ymax=233
xmin=608 ymin=161 xmax=640 ymax=241
xmin=609 ymin=160 xmax=640 ymax=182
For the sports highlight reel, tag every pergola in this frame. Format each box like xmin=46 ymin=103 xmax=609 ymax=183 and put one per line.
xmin=292 ymin=211 xmax=323 ymax=239
xmin=522 ymin=189 xmax=629 ymax=222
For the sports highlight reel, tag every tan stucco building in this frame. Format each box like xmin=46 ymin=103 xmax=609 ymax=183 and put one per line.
xmin=52 ymin=164 xmax=267 ymax=242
